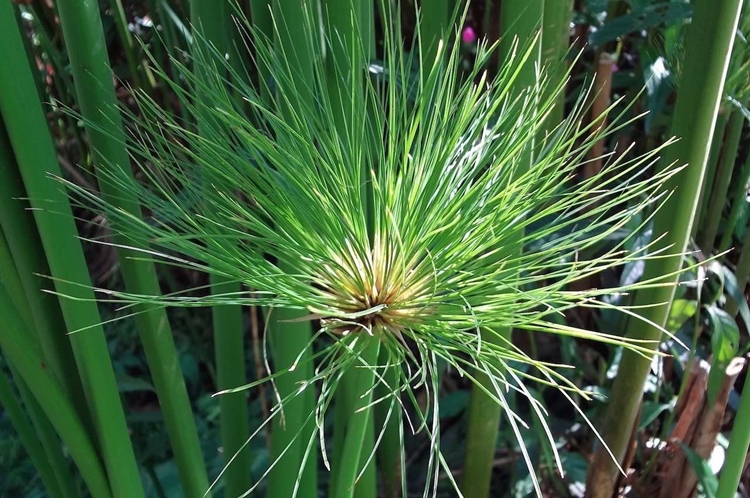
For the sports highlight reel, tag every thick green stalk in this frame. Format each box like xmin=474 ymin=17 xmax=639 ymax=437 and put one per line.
xmin=420 ymin=0 xmax=449 ymax=68
xmin=718 ymin=151 xmax=750 ymax=253
xmin=0 ymin=366 xmax=63 ymax=498
xmin=12 ymin=373 xmax=80 ymax=498
xmin=375 ymin=361 xmax=402 ymax=498
xmin=190 ymin=1 xmax=252 ymax=494
xmin=52 ymin=0 xmax=212 ymax=495
xmin=716 ymin=364 xmax=750 ymax=498
xmin=699 ymin=110 xmax=745 ymax=254
xmin=585 ymin=0 xmax=743 ymax=494
xmin=265 ymin=3 xmax=319 ymax=497
xmin=0 ymin=284 xmax=111 ymax=498
xmin=539 ymin=0 xmax=573 ymax=138
xmin=0 ymin=5 xmax=144 ymax=496
xmin=331 ymin=338 xmax=381 ymax=498
xmin=462 ymin=2 xmax=543 ymax=496
xmin=0 ymin=122 xmax=87 ymax=420
xmin=696 ymin=110 xmax=730 ymax=231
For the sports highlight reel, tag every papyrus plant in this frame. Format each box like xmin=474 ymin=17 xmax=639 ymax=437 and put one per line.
xmin=62 ymin=4 xmax=684 ymax=496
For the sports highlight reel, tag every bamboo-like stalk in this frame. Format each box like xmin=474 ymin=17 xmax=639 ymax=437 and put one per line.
xmin=718 ymin=151 xmax=750 ymax=253
xmin=462 ymin=2 xmax=543 ymax=496
xmin=695 ymin=110 xmax=730 ymax=231
xmin=264 ymin=3 xmax=319 ymax=497
xmin=0 ymin=5 xmax=144 ymax=496
xmin=0 ymin=367 xmax=62 ymax=498
xmin=699 ymin=110 xmax=745 ymax=254
xmin=585 ymin=0 xmax=744 ymax=494
xmin=0 ymin=283 xmax=112 ymax=498
xmin=190 ymin=1 xmax=253 ymax=495
xmin=0 ymin=122 xmax=88 ymax=422
xmin=51 ymin=0 xmax=213 ymax=495
xmin=583 ymin=53 xmax=614 ymax=180
xmin=420 ymin=0 xmax=449 ymax=68
xmin=716 ymin=356 xmax=750 ymax=498
xmin=321 ymin=3 xmax=378 ymax=496
xmin=331 ymin=338 xmax=381 ymax=498
xmin=539 ymin=0 xmax=573 ymax=138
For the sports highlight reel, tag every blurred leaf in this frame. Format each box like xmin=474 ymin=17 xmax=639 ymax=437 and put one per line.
xmin=722 ymin=265 xmax=750 ymax=331
xmin=560 ymin=451 xmax=588 ymax=483
xmin=439 ymin=390 xmax=470 ymax=419
xmin=680 ymin=444 xmax=718 ymax=498
xmin=667 ymin=299 xmax=698 ymax=333
xmin=706 ymin=305 xmax=740 ymax=366
xmin=701 ymin=262 xmax=725 ymax=306
xmin=591 ymin=3 xmax=693 ymax=46
xmin=116 ymin=375 xmax=156 ymax=393
xmin=640 ymin=399 xmax=675 ymax=429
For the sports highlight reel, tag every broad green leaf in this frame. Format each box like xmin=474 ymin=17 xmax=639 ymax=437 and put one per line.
xmin=666 ymin=299 xmax=698 ymax=333
xmin=591 ymin=3 xmax=693 ymax=46
xmin=706 ymin=305 xmax=740 ymax=366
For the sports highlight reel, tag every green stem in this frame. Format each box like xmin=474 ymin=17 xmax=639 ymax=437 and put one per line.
xmin=0 ymin=5 xmax=144 ymax=496
xmin=716 ymin=365 xmax=750 ymax=498
xmin=0 ymin=366 xmax=63 ymax=498
xmin=539 ymin=0 xmax=573 ymax=139
xmin=0 ymin=284 xmax=111 ymax=498
xmin=190 ymin=1 xmax=252 ymax=494
xmin=265 ymin=3 xmax=319 ymax=497
xmin=375 ymin=360 xmax=402 ymax=498
xmin=0 ymin=122 xmax=88 ymax=423
xmin=696 ymin=110 xmax=730 ymax=231
xmin=420 ymin=0 xmax=449 ymax=68
xmin=699 ymin=110 xmax=745 ymax=254
xmin=56 ymin=0 xmax=212 ymax=493
xmin=718 ymin=151 xmax=750 ymax=253
xmin=462 ymin=2 xmax=542 ymax=496
xmin=585 ymin=0 xmax=743 ymax=494
xmin=331 ymin=338 xmax=381 ymax=498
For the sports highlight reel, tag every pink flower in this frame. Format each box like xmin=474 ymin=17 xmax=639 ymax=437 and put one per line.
xmin=461 ymin=26 xmax=477 ymax=44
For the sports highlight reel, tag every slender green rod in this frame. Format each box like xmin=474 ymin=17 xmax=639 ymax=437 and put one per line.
xmin=699 ymin=110 xmax=745 ymax=254
xmin=539 ymin=0 xmax=573 ymax=138
xmin=0 ymin=284 xmax=111 ymax=498
xmin=0 ymin=364 xmax=63 ymax=498
xmin=190 ymin=0 xmax=252 ymax=494
xmin=0 ymin=122 xmax=88 ymax=422
xmin=52 ymin=0 xmax=212 ymax=495
xmin=265 ymin=3 xmax=318 ymax=497
xmin=462 ymin=2 xmax=543 ymax=496
xmin=0 ymin=5 xmax=144 ymax=496
xmin=585 ymin=0 xmax=743 ymax=494
xmin=420 ymin=0 xmax=449 ymax=68
xmin=716 ymin=358 xmax=750 ymax=498
xmin=331 ymin=338 xmax=381 ymax=498
xmin=696 ymin=111 xmax=730 ymax=232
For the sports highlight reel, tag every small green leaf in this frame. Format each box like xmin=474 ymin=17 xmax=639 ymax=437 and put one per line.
xmin=722 ymin=265 xmax=750 ymax=332
xmin=667 ymin=299 xmax=698 ymax=333
xmin=706 ymin=305 xmax=740 ymax=366
xmin=680 ymin=444 xmax=718 ymax=498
